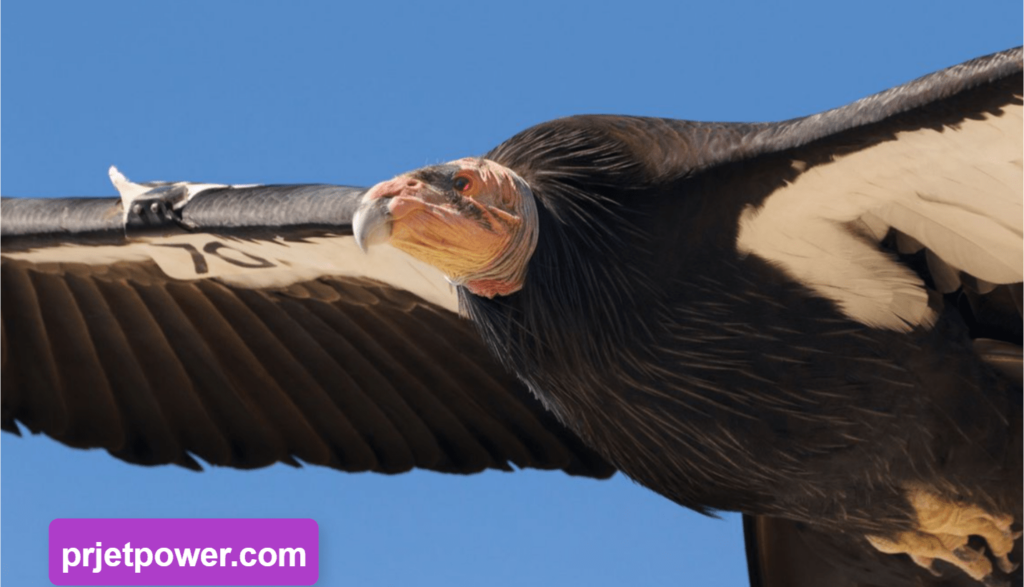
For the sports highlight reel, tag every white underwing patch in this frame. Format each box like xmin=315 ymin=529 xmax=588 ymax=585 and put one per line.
xmin=3 ymin=234 xmax=459 ymax=313
xmin=737 ymin=102 xmax=1023 ymax=332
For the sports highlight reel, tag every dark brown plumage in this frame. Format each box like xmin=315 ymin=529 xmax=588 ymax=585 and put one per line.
xmin=3 ymin=47 xmax=1022 ymax=586
xmin=0 ymin=256 xmax=613 ymax=477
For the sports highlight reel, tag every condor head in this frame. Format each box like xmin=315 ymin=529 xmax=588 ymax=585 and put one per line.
xmin=353 ymin=157 xmax=539 ymax=298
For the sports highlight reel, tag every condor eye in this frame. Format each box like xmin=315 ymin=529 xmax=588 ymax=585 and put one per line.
xmin=453 ymin=176 xmax=474 ymax=193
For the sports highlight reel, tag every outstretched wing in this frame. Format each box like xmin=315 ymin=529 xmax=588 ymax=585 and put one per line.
xmin=728 ymin=49 xmax=1022 ymax=587
xmin=0 ymin=179 xmax=613 ymax=478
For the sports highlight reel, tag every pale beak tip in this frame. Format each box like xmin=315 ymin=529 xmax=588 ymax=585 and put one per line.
xmin=352 ymin=196 xmax=392 ymax=252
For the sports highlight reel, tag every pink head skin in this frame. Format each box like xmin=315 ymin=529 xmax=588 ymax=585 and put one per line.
xmin=353 ymin=158 xmax=538 ymax=298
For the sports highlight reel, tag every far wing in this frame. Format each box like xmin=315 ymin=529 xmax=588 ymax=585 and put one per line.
xmin=728 ymin=48 xmax=1024 ymax=587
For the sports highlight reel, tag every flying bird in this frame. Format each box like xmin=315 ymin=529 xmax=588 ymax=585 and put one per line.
xmin=2 ymin=47 xmax=1021 ymax=586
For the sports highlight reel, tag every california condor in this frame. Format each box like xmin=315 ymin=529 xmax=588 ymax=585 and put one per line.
xmin=3 ymin=47 xmax=1021 ymax=586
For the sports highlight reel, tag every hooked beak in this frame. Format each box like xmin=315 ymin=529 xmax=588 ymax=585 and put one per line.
xmin=352 ymin=193 xmax=392 ymax=252
xmin=351 ymin=160 xmax=538 ymax=298
xmin=353 ymin=174 xmax=437 ymax=252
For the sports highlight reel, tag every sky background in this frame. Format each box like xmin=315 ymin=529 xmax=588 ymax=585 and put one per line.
xmin=2 ymin=2 xmax=1020 ymax=586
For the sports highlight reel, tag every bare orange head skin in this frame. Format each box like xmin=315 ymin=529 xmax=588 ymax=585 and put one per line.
xmin=355 ymin=158 xmax=538 ymax=298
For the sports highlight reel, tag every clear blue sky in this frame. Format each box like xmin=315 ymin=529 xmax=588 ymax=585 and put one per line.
xmin=2 ymin=2 xmax=1020 ymax=586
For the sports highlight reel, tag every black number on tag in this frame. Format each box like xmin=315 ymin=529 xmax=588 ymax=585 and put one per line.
xmin=154 ymin=243 xmax=209 ymax=274
xmin=154 ymin=242 xmax=275 ymax=274
xmin=203 ymin=242 xmax=275 ymax=269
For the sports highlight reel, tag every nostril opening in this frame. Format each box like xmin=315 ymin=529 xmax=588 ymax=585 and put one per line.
xmin=406 ymin=180 xmax=419 ymax=187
